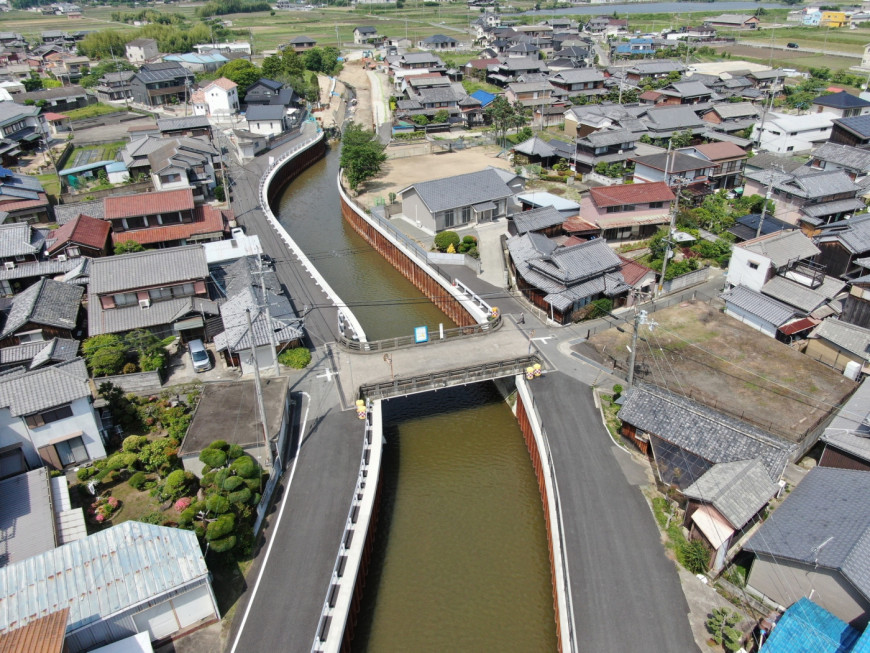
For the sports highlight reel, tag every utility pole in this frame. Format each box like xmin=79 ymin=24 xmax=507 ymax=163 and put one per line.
xmin=657 ymin=143 xmax=675 ymax=296
xmin=627 ymin=308 xmax=646 ymax=388
xmin=246 ymin=309 xmax=273 ymax=468
xmin=256 ymin=254 xmax=281 ymax=376
xmin=755 ymin=169 xmax=777 ymax=238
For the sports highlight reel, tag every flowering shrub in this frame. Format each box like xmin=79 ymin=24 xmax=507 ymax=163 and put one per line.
xmin=174 ymin=497 xmax=192 ymax=512
xmin=90 ymin=495 xmax=121 ymax=523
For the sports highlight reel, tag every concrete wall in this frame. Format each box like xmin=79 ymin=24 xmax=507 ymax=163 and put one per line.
xmin=97 ymin=371 xmax=163 ymax=395
xmin=662 ymin=266 xmax=710 ymax=293
xmin=0 ymin=396 xmax=105 ymax=468
xmin=399 ymin=189 xmax=436 ymax=233
xmin=748 ymin=554 xmax=870 ymax=628
xmin=804 ymin=337 xmax=864 ymax=372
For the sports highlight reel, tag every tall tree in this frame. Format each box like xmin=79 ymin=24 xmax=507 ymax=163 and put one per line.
xmin=340 ymin=123 xmax=386 ymax=192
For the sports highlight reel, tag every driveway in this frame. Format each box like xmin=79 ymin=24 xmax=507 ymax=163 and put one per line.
xmin=531 ymin=371 xmax=697 ymax=652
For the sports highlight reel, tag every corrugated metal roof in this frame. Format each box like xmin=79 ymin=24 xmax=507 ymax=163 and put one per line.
xmin=821 ymin=377 xmax=870 ymax=463
xmin=0 ymin=521 xmax=209 ymax=635
xmin=722 ymin=284 xmax=798 ymax=327
xmin=761 ymin=275 xmax=845 ymax=314
xmin=513 ymin=205 xmax=565 ymax=234
xmin=737 ymin=230 xmax=820 ymax=269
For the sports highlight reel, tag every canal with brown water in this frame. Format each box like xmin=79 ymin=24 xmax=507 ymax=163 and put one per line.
xmin=275 ymin=146 xmax=557 ymax=650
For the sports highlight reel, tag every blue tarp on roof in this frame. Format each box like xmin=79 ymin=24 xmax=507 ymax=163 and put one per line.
xmin=762 ymin=598 xmax=859 ymax=653
xmin=470 ymin=90 xmax=496 ymax=108
xmin=105 ymin=161 xmax=127 ymax=173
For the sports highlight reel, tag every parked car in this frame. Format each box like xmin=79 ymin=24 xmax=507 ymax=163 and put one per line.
xmin=189 ymin=339 xmax=212 ymax=372
xmin=787 ymin=42 xmax=799 ymax=49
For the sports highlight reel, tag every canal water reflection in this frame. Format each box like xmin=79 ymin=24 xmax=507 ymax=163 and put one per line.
xmin=276 ymin=146 xmax=556 ymax=650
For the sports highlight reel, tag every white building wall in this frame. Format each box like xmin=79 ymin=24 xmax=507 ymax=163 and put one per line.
xmin=247 ymin=119 xmax=283 ymax=136
xmin=753 ymin=121 xmax=833 ymax=154
xmin=726 ymin=246 xmax=773 ymax=291
xmin=206 ymin=87 xmax=238 ymax=115
xmin=0 ymin=396 xmax=106 ymax=468
xmin=724 ymin=304 xmax=777 ymax=337
xmin=239 ymin=343 xmax=279 ymax=376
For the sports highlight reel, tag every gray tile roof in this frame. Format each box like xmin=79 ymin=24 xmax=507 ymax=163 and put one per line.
xmin=834 ymin=115 xmax=870 ymax=139
xmin=88 ymin=245 xmax=208 ymax=295
xmin=682 ymin=458 xmax=778 ymax=529
xmin=135 ymin=64 xmax=193 ymax=85
xmin=0 ymin=278 xmax=82 ymax=339
xmin=816 ymin=214 xmax=870 ymax=255
xmin=52 ymin=199 xmax=104 ymax=224
xmin=722 ymin=284 xmax=799 ymax=327
xmin=0 ymin=521 xmax=210 ymax=633
xmin=744 ymin=466 xmax=870 ymax=601
xmin=87 ymin=295 xmax=218 ymax=336
xmin=401 ymin=168 xmax=515 ymax=214
xmin=550 ymin=68 xmax=603 ymax=84
xmin=0 ymin=223 xmax=39 ymax=259
xmin=0 ymin=468 xmax=55 ymax=567
xmin=738 ymin=230 xmax=820 ymax=269
xmin=663 ymin=81 xmax=710 ymax=97
xmin=761 ymin=275 xmax=845 ymax=314
xmin=0 ymin=257 xmax=82 ymax=282
xmin=821 ymin=378 xmax=870 ymax=463
xmin=513 ymin=205 xmax=565 ymax=234
xmin=0 ymin=358 xmax=89 ymax=416
xmin=0 ymin=337 xmax=77 ymax=368
xmin=812 ymin=142 xmax=870 ymax=173
xmin=618 ymin=383 xmax=794 ymax=481
xmin=708 ymin=101 xmax=759 ymax=119
xmin=507 ymin=234 xmax=627 ymax=311
xmin=745 ymin=152 xmax=806 ymax=174
xmin=156 ymin=115 xmax=210 ymax=132
xmin=0 ymin=102 xmax=39 ymax=127
xmin=582 ymin=128 xmax=637 ymax=147
xmin=809 ymin=319 xmax=870 ymax=360
xmin=626 ymin=61 xmax=685 ymax=75
xmin=800 ymin=197 xmax=866 ymax=218
xmin=641 ymin=105 xmax=705 ymax=132
xmin=513 ymin=135 xmax=556 ymax=158
xmin=245 ymin=104 xmax=286 ymax=121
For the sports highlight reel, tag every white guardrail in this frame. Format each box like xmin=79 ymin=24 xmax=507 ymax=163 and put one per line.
xmin=516 ymin=375 xmax=577 ymax=653
xmin=336 ymin=172 xmax=490 ymax=325
xmin=311 ymin=401 xmax=383 ymax=653
xmin=258 ymin=132 xmax=367 ymax=343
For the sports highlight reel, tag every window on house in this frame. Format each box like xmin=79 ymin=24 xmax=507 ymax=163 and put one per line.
xmin=444 ymin=209 xmax=455 ymax=227
xmin=159 ymin=213 xmax=183 ymax=224
xmin=66 ymin=246 xmax=80 ymax=257
xmin=149 ymin=287 xmax=174 ymax=301
xmin=24 ymin=404 xmax=74 ymax=428
xmin=124 ymin=216 xmax=147 ymax=230
xmin=748 ymin=261 xmax=760 ymax=270
xmin=461 ymin=206 xmax=471 ymax=223
xmin=113 ymin=292 xmax=137 ymax=306
xmin=160 ymin=173 xmax=182 ymax=184
xmin=648 ymin=201 xmax=664 ymax=209
xmin=606 ymin=206 xmax=622 ymax=213
xmin=786 ymin=146 xmax=794 ymax=152
xmin=17 ymin=329 xmax=44 ymax=343
xmin=171 ymin=283 xmax=195 ymax=298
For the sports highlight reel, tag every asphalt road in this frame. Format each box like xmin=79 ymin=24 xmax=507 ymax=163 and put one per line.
xmin=531 ymin=372 xmax=697 ymax=652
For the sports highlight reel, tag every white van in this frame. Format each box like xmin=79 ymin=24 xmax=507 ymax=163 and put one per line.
xmin=189 ymin=339 xmax=212 ymax=373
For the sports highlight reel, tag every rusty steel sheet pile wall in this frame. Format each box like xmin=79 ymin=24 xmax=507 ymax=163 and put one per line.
xmin=338 ymin=197 xmax=475 ymax=327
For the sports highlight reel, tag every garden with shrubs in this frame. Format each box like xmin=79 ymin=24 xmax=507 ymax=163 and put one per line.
xmin=72 ymin=381 xmax=266 ymax=607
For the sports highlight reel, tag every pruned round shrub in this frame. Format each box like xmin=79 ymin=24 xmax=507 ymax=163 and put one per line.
xmin=122 ymin=362 xmax=138 ymax=375
xmin=179 ymin=505 xmax=198 ymax=526
xmin=199 ymin=448 xmax=227 ymax=470
xmin=434 ymin=230 xmax=460 ymax=253
xmin=128 ymin=471 xmax=147 ymax=490
xmin=230 ymin=455 xmax=258 ymax=479
xmin=206 ymin=493 xmax=230 ymax=515
xmin=227 ymin=444 xmax=244 ymax=460
xmin=163 ymin=469 xmax=190 ymax=501
xmin=223 ymin=476 xmax=244 ymax=492
xmin=208 ymin=534 xmax=237 ymax=553
xmin=122 ymin=435 xmax=148 ymax=453
xmin=206 ymin=512 xmax=235 ymax=541
xmin=77 ymin=467 xmax=96 ymax=482
xmin=209 ymin=440 xmax=229 ymax=451
xmin=228 ymin=487 xmax=253 ymax=506
xmin=278 ymin=347 xmax=311 ymax=369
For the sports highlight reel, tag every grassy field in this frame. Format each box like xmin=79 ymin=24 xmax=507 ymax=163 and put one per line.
xmin=36 ymin=172 xmax=60 ymax=197
xmin=738 ymin=25 xmax=870 ymax=54
xmin=63 ymin=103 xmax=125 ymax=121
xmin=63 ymin=139 xmax=126 ymax=170
xmin=584 ymin=300 xmax=856 ymax=444
xmin=711 ymin=44 xmax=859 ymax=74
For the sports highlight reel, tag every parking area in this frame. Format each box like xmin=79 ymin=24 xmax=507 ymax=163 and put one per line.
xmin=164 ymin=341 xmax=243 ymax=387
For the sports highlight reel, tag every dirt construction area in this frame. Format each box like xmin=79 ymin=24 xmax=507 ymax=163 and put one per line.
xmin=339 ymin=61 xmax=373 ymax=129
xmin=582 ymin=300 xmax=856 ymax=444
xmin=355 ymin=146 xmax=513 ymax=208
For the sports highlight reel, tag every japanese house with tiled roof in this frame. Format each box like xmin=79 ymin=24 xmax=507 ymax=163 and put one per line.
xmin=0 ymin=358 xmax=106 ymax=469
xmin=0 ymin=168 xmax=49 ymax=223
xmin=191 ymin=76 xmax=239 ymax=117
xmin=507 ymin=233 xmax=630 ymax=323
xmin=745 ymin=467 xmax=870 ymax=628
xmin=0 ymin=278 xmax=82 ymax=346
xmin=44 ymin=213 xmax=110 ymax=259
xmin=580 ymin=182 xmax=675 ymax=242
xmin=617 ymin=382 xmax=794 ymax=488
xmin=398 ymin=168 xmax=523 ymax=233
xmin=87 ymin=245 xmax=217 ymax=340
xmin=819 ymin=377 xmax=870 ymax=472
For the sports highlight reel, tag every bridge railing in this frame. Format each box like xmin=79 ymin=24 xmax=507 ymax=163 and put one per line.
xmin=337 ymin=315 xmax=502 ymax=352
xmin=359 ymin=355 xmax=541 ymax=401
